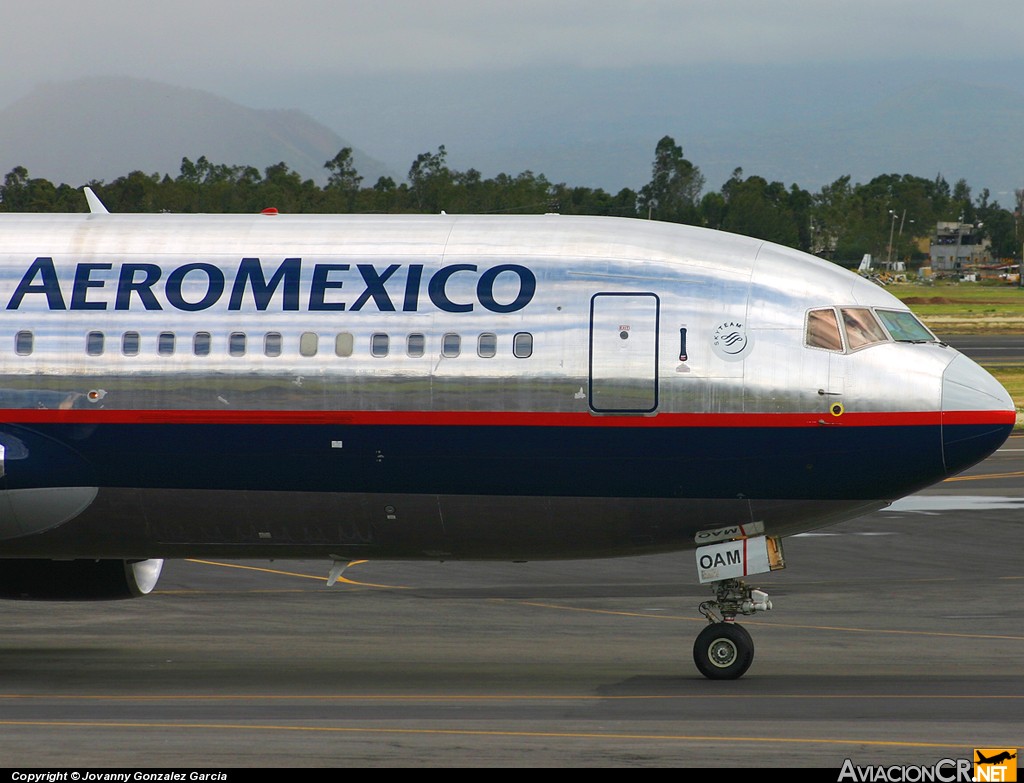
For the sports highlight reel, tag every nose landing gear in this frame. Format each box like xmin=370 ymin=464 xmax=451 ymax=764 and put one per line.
xmin=694 ymin=578 xmax=772 ymax=680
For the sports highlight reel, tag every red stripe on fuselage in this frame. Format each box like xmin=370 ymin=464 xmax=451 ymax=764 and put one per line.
xmin=0 ymin=409 xmax=1013 ymax=427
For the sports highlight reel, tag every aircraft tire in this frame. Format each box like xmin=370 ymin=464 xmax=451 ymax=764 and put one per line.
xmin=693 ymin=622 xmax=754 ymax=680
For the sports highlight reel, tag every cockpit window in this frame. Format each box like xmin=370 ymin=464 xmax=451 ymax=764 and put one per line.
xmin=806 ymin=308 xmax=843 ymax=351
xmin=840 ymin=307 xmax=888 ymax=350
xmin=875 ymin=309 xmax=936 ymax=343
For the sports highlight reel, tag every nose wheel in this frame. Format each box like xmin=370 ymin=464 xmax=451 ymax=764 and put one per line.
xmin=693 ymin=578 xmax=771 ymax=680
xmin=693 ymin=622 xmax=754 ymax=680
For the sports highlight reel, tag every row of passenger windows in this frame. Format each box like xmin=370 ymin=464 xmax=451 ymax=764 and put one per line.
xmin=805 ymin=307 xmax=935 ymax=352
xmin=14 ymin=330 xmax=535 ymax=359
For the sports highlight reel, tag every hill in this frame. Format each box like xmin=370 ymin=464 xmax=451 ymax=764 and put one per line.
xmin=0 ymin=77 xmax=392 ymax=186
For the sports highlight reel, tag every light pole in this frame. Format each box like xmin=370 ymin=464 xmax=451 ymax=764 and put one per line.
xmin=887 ymin=210 xmax=898 ymax=268
xmin=895 ymin=211 xmax=912 ymax=268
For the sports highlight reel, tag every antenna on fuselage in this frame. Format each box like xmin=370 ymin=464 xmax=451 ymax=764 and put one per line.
xmin=83 ymin=187 xmax=109 ymax=215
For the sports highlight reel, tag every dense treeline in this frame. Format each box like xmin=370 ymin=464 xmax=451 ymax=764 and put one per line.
xmin=2 ymin=136 xmax=1021 ymax=264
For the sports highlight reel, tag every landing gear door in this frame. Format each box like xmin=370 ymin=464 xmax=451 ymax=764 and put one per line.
xmin=589 ymin=292 xmax=660 ymax=413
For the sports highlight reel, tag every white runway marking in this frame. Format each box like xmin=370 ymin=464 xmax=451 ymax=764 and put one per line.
xmin=884 ymin=495 xmax=1024 ymax=512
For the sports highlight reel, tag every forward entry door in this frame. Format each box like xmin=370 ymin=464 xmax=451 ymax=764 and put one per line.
xmin=589 ymin=292 xmax=660 ymax=413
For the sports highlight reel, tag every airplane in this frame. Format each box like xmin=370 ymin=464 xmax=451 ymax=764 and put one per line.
xmin=0 ymin=190 xmax=1014 ymax=679
xmin=976 ymin=752 xmax=1017 ymax=764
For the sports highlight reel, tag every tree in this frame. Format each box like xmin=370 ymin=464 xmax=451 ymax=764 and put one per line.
xmin=787 ymin=183 xmax=814 ymax=252
xmin=951 ymin=178 xmax=974 ymax=222
xmin=408 ymin=145 xmax=454 ymax=212
xmin=811 ymin=176 xmax=854 ymax=258
xmin=368 ymin=176 xmax=397 ymax=213
xmin=0 ymin=166 xmax=30 ymax=211
xmin=637 ymin=136 xmax=704 ymax=225
xmin=720 ymin=174 xmax=800 ymax=247
xmin=974 ymin=190 xmax=1017 ymax=259
xmin=104 ymin=170 xmax=161 ymax=212
xmin=259 ymin=162 xmax=317 ymax=213
xmin=699 ymin=191 xmax=727 ymax=230
xmin=551 ymin=184 xmax=637 ymax=217
xmin=1 ymin=166 xmax=85 ymax=213
xmin=324 ymin=148 xmax=363 ymax=212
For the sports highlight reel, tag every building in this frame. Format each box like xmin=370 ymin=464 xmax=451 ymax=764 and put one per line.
xmin=929 ymin=221 xmax=991 ymax=276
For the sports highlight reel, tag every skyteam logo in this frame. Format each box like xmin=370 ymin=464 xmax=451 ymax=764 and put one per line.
xmin=711 ymin=320 xmax=753 ymax=361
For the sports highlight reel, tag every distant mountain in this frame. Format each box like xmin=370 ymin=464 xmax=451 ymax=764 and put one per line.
xmin=0 ymin=77 xmax=393 ymax=187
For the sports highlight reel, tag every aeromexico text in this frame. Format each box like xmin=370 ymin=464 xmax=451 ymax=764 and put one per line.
xmin=5 ymin=258 xmax=537 ymax=313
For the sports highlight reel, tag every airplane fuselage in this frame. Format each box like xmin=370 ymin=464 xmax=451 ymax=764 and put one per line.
xmin=0 ymin=213 xmax=1013 ymax=562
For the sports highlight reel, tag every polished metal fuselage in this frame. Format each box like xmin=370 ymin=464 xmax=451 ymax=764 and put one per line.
xmin=0 ymin=213 xmax=1012 ymax=560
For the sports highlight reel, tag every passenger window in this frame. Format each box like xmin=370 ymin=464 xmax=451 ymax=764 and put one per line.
xmin=335 ymin=332 xmax=354 ymax=357
xmin=806 ymin=309 xmax=843 ymax=351
xmin=122 ymin=331 xmax=140 ymax=356
xmin=15 ymin=330 xmax=33 ymax=356
xmin=407 ymin=333 xmax=425 ymax=357
xmin=158 ymin=331 xmax=175 ymax=356
xmin=229 ymin=332 xmax=246 ymax=357
xmin=86 ymin=331 xmax=104 ymax=356
xmin=299 ymin=332 xmax=318 ymax=357
xmin=841 ymin=308 xmax=888 ymax=350
xmin=193 ymin=332 xmax=212 ymax=356
xmin=265 ymin=332 xmax=283 ymax=357
xmin=442 ymin=333 xmax=461 ymax=357
xmin=513 ymin=332 xmax=533 ymax=359
xmin=478 ymin=332 xmax=497 ymax=358
xmin=371 ymin=333 xmax=389 ymax=357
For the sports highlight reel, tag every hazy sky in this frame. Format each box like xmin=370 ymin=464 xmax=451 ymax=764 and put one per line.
xmin=4 ymin=1 xmax=1023 ymax=106
xmin=4 ymin=1 xmax=1024 ymax=194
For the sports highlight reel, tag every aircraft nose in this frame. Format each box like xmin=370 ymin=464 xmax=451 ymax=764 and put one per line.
xmin=941 ymin=353 xmax=1016 ymax=475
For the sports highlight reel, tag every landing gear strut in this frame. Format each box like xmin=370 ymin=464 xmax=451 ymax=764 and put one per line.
xmin=693 ymin=578 xmax=771 ymax=680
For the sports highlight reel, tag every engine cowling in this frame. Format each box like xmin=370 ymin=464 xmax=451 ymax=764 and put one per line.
xmin=0 ymin=558 xmax=163 ymax=600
